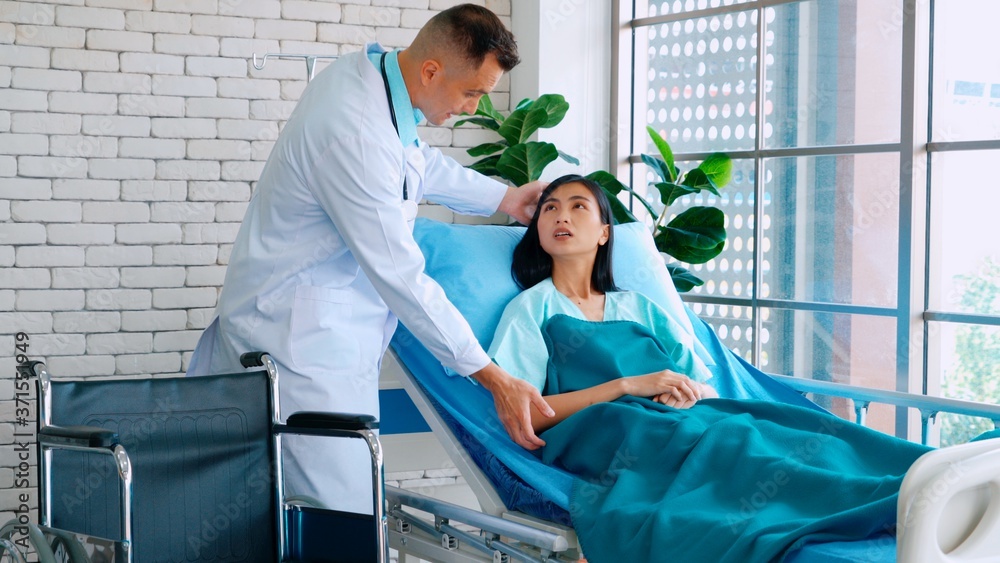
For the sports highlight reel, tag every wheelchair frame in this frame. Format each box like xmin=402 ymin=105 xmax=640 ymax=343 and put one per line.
xmin=6 ymin=354 xmax=390 ymax=563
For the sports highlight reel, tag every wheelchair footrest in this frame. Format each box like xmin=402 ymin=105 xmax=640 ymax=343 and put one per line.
xmin=285 ymin=505 xmax=377 ymax=563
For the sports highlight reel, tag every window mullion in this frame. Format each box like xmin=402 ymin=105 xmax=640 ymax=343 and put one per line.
xmin=751 ymin=4 xmax=768 ymax=368
xmin=897 ymin=0 xmax=933 ymax=441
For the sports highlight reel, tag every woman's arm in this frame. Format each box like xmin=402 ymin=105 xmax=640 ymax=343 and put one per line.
xmin=528 ymin=370 xmax=707 ymax=433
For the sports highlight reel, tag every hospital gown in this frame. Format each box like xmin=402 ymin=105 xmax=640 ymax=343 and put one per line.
xmin=488 ymin=278 xmax=713 ymax=391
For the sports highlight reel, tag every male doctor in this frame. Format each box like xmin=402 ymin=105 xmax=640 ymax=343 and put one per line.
xmin=188 ymin=4 xmax=554 ymax=513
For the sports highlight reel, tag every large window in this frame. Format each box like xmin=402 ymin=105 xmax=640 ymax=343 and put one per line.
xmin=613 ymin=0 xmax=1000 ymax=444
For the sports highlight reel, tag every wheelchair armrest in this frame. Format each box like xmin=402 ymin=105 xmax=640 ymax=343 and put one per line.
xmin=285 ymin=411 xmax=378 ymax=432
xmin=39 ymin=425 xmax=119 ymax=449
xmin=240 ymin=351 xmax=270 ymax=368
xmin=16 ymin=361 xmax=44 ymax=379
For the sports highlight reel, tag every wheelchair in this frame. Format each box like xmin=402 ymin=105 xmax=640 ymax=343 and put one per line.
xmin=2 ymin=353 xmax=388 ymax=563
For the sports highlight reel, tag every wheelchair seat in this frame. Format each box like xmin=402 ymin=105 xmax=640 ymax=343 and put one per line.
xmin=47 ymin=370 xmax=276 ymax=561
xmin=6 ymin=355 xmax=387 ymax=563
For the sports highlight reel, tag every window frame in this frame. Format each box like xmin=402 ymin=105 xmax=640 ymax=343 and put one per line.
xmin=610 ymin=0 xmax=1000 ymax=441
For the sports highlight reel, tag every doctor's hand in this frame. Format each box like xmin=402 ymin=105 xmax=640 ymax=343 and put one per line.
xmin=472 ymin=362 xmax=554 ymax=450
xmin=499 ymin=180 xmax=547 ymax=225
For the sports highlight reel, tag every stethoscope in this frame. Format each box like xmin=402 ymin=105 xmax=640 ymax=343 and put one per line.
xmin=380 ymin=52 xmax=411 ymax=205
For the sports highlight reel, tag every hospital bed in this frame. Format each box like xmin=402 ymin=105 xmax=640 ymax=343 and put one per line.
xmin=385 ymin=218 xmax=1000 ymax=563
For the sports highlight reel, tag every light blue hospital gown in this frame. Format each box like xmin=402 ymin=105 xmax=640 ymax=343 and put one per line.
xmin=487 ymin=278 xmax=713 ymax=392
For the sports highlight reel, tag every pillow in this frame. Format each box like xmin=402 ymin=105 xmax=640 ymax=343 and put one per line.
xmin=413 ymin=218 xmax=705 ymax=360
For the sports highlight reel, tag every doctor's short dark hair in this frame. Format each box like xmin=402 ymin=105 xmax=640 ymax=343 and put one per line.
xmin=512 ymin=174 xmax=620 ymax=293
xmin=427 ymin=4 xmax=520 ymax=71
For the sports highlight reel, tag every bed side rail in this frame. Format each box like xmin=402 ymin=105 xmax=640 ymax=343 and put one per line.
xmin=386 ymin=486 xmax=574 ymax=563
xmin=769 ymin=374 xmax=1000 ymax=444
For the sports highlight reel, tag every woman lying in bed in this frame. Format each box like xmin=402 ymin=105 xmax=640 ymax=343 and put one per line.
xmin=486 ymin=174 xmax=930 ymax=563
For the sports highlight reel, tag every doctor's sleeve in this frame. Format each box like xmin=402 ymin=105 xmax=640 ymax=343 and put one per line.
xmin=307 ymin=135 xmax=491 ymax=377
xmin=419 ymin=141 xmax=508 ymax=216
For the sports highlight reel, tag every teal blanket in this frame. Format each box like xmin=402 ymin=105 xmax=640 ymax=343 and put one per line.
xmin=538 ymin=314 xmax=931 ymax=563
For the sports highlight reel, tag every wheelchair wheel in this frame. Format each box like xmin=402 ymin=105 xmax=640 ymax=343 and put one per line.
xmin=46 ymin=529 xmax=92 ymax=563
xmin=0 ymin=520 xmax=56 ymax=563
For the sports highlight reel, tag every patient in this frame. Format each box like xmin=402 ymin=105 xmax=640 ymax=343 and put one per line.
xmin=486 ymin=174 xmax=931 ymax=563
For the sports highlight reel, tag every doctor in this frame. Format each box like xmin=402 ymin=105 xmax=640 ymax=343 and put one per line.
xmin=188 ymin=4 xmax=554 ymax=513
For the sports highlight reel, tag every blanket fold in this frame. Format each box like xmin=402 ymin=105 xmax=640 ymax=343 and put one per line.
xmin=538 ymin=314 xmax=930 ymax=562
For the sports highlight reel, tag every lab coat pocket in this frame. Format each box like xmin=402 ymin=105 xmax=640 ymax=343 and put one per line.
xmin=289 ymin=285 xmax=360 ymax=375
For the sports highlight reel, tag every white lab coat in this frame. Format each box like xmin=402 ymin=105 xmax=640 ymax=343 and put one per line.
xmin=188 ymin=44 xmax=508 ymax=513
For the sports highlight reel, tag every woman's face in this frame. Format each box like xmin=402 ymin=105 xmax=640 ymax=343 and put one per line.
xmin=536 ymin=182 xmax=610 ymax=260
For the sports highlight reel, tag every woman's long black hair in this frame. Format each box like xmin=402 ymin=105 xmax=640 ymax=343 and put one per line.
xmin=512 ymin=174 xmax=619 ymax=292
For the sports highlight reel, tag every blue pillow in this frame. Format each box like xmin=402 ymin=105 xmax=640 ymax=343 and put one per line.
xmin=412 ymin=218 xmax=704 ymax=359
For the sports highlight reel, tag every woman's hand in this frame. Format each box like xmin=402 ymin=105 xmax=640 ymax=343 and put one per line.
xmin=624 ymin=369 xmax=700 ymax=405
xmin=655 ymin=381 xmax=718 ymax=408
xmin=623 ymin=371 xmax=718 ymax=409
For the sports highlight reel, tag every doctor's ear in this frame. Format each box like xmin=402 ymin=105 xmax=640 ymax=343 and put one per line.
xmin=420 ymin=59 xmax=444 ymax=85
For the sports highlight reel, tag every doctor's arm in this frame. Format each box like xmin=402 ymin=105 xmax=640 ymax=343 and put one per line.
xmin=308 ymin=136 xmax=552 ymax=449
xmin=419 ymin=143 xmax=545 ymax=225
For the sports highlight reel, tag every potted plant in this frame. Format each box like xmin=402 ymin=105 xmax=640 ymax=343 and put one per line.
xmin=456 ymin=94 xmax=579 ymax=186
xmin=461 ymin=96 xmax=732 ymax=292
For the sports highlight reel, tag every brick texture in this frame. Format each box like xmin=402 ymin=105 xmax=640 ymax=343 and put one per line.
xmin=0 ymin=0 xmax=516 ymax=509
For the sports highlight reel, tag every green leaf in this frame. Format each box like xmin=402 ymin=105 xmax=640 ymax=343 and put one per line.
xmin=557 ymin=150 xmax=580 ymax=165
xmin=642 ymin=153 xmax=672 ymax=184
xmin=468 ymin=154 xmax=502 ymax=178
xmin=467 ymin=142 xmax=507 ymax=157
xmin=586 ymin=170 xmax=626 ymax=194
xmin=474 ymin=94 xmax=505 ymax=122
xmin=585 ymin=171 xmax=655 ymax=219
xmin=646 ymin=126 xmax=676 ymax=182
xmin=496 ymin=107 xmax=530 ymax=144
xmin=667 ymin=264 xmax=704 ymax=292
xmin=530 ymin=94 xmax=570 ymax=128
xmin=655 ymin=207 xmax=726 ymax=264
xmin=515 ymin=97 xmax=533 ymax=111
xmin=498 ymin=95 xmax=570 ymax=144
xmin=653 ymin=182 xmax=699 ymax=206
xmin=607 ymin=195 xmax=637 ymax=225
xmin=697 ymin=152 xmax=733 ymax=188
xmin=679 ymin=168 xmax=721 ymax=196
xmin=453 ymin=116 xmax=501 ymax=131
xmin=496 ymin=142 xmax=558 ymax=186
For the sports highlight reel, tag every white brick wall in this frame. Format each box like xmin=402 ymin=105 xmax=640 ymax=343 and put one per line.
xmin=0 ymin=0 xmax=515 ymax=519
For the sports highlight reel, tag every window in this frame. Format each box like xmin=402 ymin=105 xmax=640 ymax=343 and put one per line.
xmin=613 ymin=0 xmax=1000 ymax=444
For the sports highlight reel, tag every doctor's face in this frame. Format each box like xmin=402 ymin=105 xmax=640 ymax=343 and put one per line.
xmin=422 ymin=53 xmax=504 ymax=126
